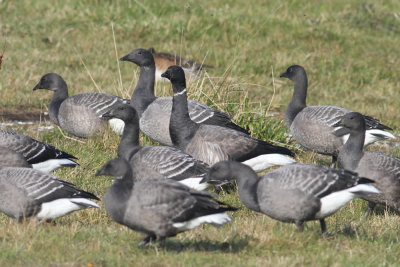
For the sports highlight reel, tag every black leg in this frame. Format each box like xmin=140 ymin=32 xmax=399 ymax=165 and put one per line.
xmin=137 ymin=235 xmax=156 ymax=247
xmin=319 ymin=219 xmax=327 ymax=233
xmin=295 ymin=220 xmax=304 ymax=232
xmin=330 ymin=155 xmax=337 ymax=168
xmin=364 ymin=202 xmax=376 ymax=219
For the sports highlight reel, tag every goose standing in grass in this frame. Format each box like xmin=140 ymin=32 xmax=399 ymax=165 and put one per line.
xmin=101 ymin=104 xmax=212 ymax=190
xmin=96 ymin=158 xmax=235 ymax=247
xmin=201 ymin=161 xmax=379 ymax=234
xmin=148 ymin=47 xmax=210 ymax=82
xmin=280 ymin=65 xmax=394 ymax=167
xmin=0 ymin=166 xmax=99 ymax=221
xmin=0 ymin=129 xmax=78 ymax=172
xmin=32 ymin=73 xmax=129 ymax=138
xmin=335 ymin=112 xmax=400 ymax=217
xmin=119 ymin=48 xmax=248 ymax=146
xmin=161 ymin=66 xmax=295 ymax=172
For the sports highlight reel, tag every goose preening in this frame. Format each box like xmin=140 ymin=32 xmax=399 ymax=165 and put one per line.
xmin=148 ymin=47 xmax=211 ymax=82
xmin=161 ymin=65 xmax=295 ymax=173
xmin=201 ymin=161 xmax=379 ymax=234
xmin=280 ymin=65 xmax=394 ymax=167
xmin=119 ymin=48 xmax=248 ymax=146
xmin=0 ymin=130 xmax=78 ymax=172
xmin=0 ymin=147 xmax=32 ymax=168
xmin=33 ymin=73 xmax=129 ymax=138
xmin=335 ymin=112 xmax=400 ymax=217
xmin=96 ymin=158 xmax=236 ymax=247
xmin=0 ymin=167 xmax=99 ymax=220
xmin=101 ymin=104 xmax=212 ymax=191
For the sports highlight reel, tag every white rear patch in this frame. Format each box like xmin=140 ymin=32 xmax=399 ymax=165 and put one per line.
xmin=243 ymin=154 xmax=296 ymax=173
xmin=172 ymin=213 xmax=231 ymax=231
xmin=108 ymin=118 xmax=125 ymax=135
xmin=178 ymin=177 xmax=209 ymax=191
xmin=32 ymin=159 xmax=78 ymax=173
xmin=341 ymin=129 xmax=395 ymax=146
xmin=36 ymin=198 xmax=99 ymax=219
xmin=315 ymin=184 xmax=379 ymax=219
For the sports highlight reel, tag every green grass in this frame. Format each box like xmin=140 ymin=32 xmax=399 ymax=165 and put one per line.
xmin=1 ymin=0 xmax=400 ymax=266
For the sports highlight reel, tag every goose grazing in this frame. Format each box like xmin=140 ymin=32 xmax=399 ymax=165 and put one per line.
xmin=101 ymin=104 xmax=212 ymax=191
xmin=0 ymin=167 xmax=99 ymax=221
xmin=0 ymin=147 xmax=32 ymax=168
xmin=96 ymin=158 xmax=235 ymax=247
xmin=33 ymin=73 xmax=129 ymax=138
xmin=201 ymin=161 xmax=379 ymax=234
xmin=161 ymin=65 xmax=295 ymax=173
xmin=119 ymin=48 xmax=248 ymax=146
xmin=280 ymin=65 xmax=394 ymax=167
xmin=0 ymin=129 xmax=78 ymax=172
xmin=335 ymin=112 xmax=400 ymax=217
xmin=148 ymin=47 xmax=210 ymax=82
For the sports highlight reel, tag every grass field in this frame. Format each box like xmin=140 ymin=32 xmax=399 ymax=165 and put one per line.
xmin=1 ymin=0 xmax=400 ymax=266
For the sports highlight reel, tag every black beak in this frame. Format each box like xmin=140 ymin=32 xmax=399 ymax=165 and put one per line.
xmin=332 ymin=119 xmax=343 ymax=127
xmin=95 ymin=168 xmax=106 ymax=176
xmin=279 ymin=71 xmax=288 ymax=78
xmin=120 ymin=54 xmax=130 ymax=61
xmin=101 ymin=110 xmax=113 ymax=119
xmin=32 ymin=83 xmax=41 ymax=91
xmin=161 ymin=71 xmax=170 ymax=79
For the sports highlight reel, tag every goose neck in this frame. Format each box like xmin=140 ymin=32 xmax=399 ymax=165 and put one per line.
xmin=118 ymin=117 xmax=141 ymax=159
xmin=338 ymin=130 xmax=365 ymax=170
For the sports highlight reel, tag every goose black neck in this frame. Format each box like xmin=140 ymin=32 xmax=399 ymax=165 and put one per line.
xmin=131 ymin=65 xmax=156 ymax=116
xmin=338 ymin=129 xmax=365 ymax=171
xmin=170 ymin=84 xmax=199 ymax=149
xmin=118 ymin=115 xmax=141 ymax=159
xmin=49 ymin=85 xmax=69 ymax=125
xmin=285 ymin=73 xmax=308 ymax=128
xmin=226 ymin=162 xmax=261 ymax=212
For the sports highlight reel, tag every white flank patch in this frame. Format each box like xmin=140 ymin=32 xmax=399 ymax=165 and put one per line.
xmin=342 ymin=129 xmax=395 ymax=146
xmin=242 ymin=154 xmax=296 ymax=173
xmin=316 ymin=184 xmax=379 ymax=219
xmin=178 ymin=177 xmax=209 ymax=191
xmin=36 ymin=198 xmax=99 ymax=220
xmin=172 ymin=213 xmax=231 ymax=231
xmin=108 ymin=118 xmax=125 ymax=135
xmin=32 ymin=159 xmax=78 ymax=173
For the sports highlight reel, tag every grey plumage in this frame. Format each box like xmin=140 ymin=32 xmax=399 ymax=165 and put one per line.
xmin=0 ymin=129 xmax=77 ymax=172
xmin=280 ymin=65 xmax=394 ymax=166
xmin=202 ymin=161 xmax=378 ymax=233
xmin=119 ymin=48 xmax=248 ymax=146
xmin=101 ymin=104 xmax=211 ymax=190
xmin=0 ymin=147 xmax=32 ymax=168
xmin=0 ymin=167 xmax=99 ymax=220
xmin=162 ymin=66 xmax=295 ymax=172
xmin=96 ymin=158 xmax=235 ymax=247
xmin=335 ymin=112 xmax=400 ymax=216
xmin=33 ymin=73 xmax=128 ymax=138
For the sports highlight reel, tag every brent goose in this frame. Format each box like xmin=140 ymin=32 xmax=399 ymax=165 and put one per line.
xmin=101 ymin=104 xmax=212 ymax=190
xmin=202 ymin=161 xmax=378 ymax=233
xmin=335 ymin=112 xmax=400 ymax=217
xmin=96 ymin=158 xmax=235 ymax=247
xmin=161 ymin=65 xmax=295 ymax=172
xmin=0 ymin=129 xmax=78 ymax=172
xmin=33 ymin=73 xmax=129 ymax=138
xmin=119 ymin=48 xmax=248 ymax=146
xmin=0 ymin=147 xmax=32 ymax=168
xmin=280 ymin=65 xmax=394 ymax=167
xmin=0 ymin=167 xmax=99 ymax=220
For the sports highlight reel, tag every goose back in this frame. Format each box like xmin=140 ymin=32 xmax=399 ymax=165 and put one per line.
xmin=0 ymin=147 xmax=32 ymax=168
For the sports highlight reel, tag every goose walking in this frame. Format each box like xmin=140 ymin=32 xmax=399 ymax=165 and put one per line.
xmin=119 ymin=48 xmax=248 ymax=146
xmin=96 ymin=158 xmax=235 ymax=247
xmin=161 ymin=65 xmax=295 ymax=172
xmin=0 ymin=166 xmax=99 ymax=220
xmin=201 ymin=161 xmax=379 ymax=233
xmin=0 ymin=129 xmax=78 ymax=172
xmin=101 ymin=104 xmax=212 ymax=190
xmin=335 ymin=112 xmax=400 ymax=217
xmin=33 ymin=73 xmax=128 ymax=138
xmin=280 ymin=65 xmax=394 ymax=167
